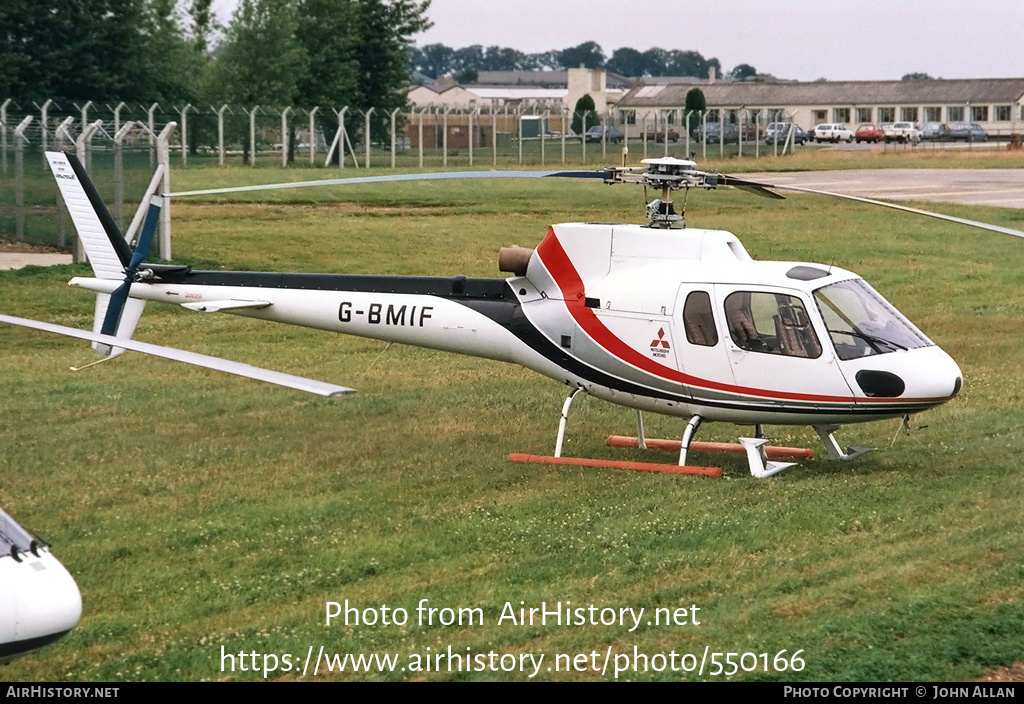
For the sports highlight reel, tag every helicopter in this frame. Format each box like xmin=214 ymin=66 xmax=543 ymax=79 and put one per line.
xmin=0 ymin=506 xmax=82 ymax=663
xmin=2 ymin=152 xmax=1021 ymax=478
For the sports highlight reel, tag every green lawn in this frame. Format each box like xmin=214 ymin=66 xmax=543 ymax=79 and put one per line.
xmin=1 ymin=165 xmax=1022 ymax=681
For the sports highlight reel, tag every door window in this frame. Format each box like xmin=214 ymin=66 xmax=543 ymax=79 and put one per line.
xmin=724 ymin=291 xmax=822 ymax=358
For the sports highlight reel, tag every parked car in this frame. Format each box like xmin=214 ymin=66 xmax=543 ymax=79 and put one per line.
xmin=691 ymin=123 xmax=741 ymax=143
xmin=640 ymin=126 xmax=680 ymax=142
xmin=883 ymin=121 xmax=921 ymax=143
xmin=764 ymin=124 xmax=806 ymax=145
xmin=809 ymin=123 xmax=853 ymax=143
xmin=949 ymin=122 xmax=987 ymax=142
xmin=855 ymin=124 xmax=883 ymax=143
xmin=584 ymin=125 xmax=624 ymax=143
xmin=920 ymin=122 xmax=951 ymax=141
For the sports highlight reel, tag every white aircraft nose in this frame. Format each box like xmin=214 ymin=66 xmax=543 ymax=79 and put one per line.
xmin=849 ymin=346 xmax=962 ymax=402
xmin=904 ymin=347 xmax=963 ymax=401
xmin=0 ymin=550 xmax=82 ymax=662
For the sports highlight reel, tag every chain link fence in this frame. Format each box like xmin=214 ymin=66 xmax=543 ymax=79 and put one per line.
xmin=1 ymin=99 xmax=810 ymax=250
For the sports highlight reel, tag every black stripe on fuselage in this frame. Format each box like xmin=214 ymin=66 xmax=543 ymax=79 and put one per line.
xmin=149 ymin=266 xmax=931 ymax=419
xmin=146 ymin=265 xmax=508 ymax=299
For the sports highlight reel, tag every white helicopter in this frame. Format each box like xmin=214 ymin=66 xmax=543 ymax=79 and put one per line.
xmin=3 ymin=152 xmax=1021 ymax=478
xmin=0 ymin=506 xmax=82 ymax=663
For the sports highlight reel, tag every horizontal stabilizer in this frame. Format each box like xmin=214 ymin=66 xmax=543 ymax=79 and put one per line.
xmin=0 ymin=314 xmax=353 ymax=398
xmin=181 ymin=300 xmax=272 ymax=313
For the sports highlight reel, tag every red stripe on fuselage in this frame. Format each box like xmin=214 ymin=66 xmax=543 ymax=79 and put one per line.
xmin=536 ymin=228 xmax=865 ymax=405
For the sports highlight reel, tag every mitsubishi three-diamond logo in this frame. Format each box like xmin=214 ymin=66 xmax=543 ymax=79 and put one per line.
xmin=650 ymin=327 xmax=671 ymax=358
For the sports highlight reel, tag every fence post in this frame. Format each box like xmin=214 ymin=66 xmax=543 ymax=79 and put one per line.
xmin=701 ymin=111 xmax=707 ymax=161
xmin=217 ymin=104 xmax=229 ymax=166
xmin=441 ymin=106 xmax=448 ymax=168
xmin=0 ymin=98 xmax=9 ymax=174
xmin=113 ymin=102 xmax=127 ymax=141
xmin=281 ymin=106 xmax=292 ymax=167
xmin=114 ymin=120 xmax=137 ymax=229
xmin=338 ymin=106 xmax=349 ymax=169
xmin=14 ymin=116 xmax=32 ymax=242
xmin=664 ymin=111 xmax=671 ymax=158
xmin=469 ymin=108 xmax=477 ymax=166
xmin=560 ymin=107 xmax=567 ymax=165
xmin=147 ymin=103 xmax=159 ymax=166
xmin=248 ymin=105 xmax=260 ymax=167
xmin=620 ymin=110 xmax=629 ymax=166
xmin=491 ymin=103 xmax=497 ymax=167
xmin=517 ymin=108 xmax=524 ymax=165
xmin=389 ymin=108 xmax=400 ymax=169
xmin=179 ymin=104 xmax=194 ymax=166
xmin=39 ymin=99 xmax=53 ymax=155
xmin=541 ymin=109 xmax=549 ymax=166
xmin=157 ymin=122 xmax=177 ymax=260
xmin=309 ymin=106 xmax=319 ymax=166
xmin=738 ymin=108 xmax=744 ymax=158
xmin=364 ymin=107 xmax=375 ymax=168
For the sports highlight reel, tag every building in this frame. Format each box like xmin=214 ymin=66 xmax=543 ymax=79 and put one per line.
xmin=617 ymin=78 xmax=1024 ymax=136
xmin=408 ymin=68 xmax=628 ymax=114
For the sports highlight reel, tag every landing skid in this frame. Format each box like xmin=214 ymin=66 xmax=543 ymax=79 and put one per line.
xmin=608 ymin=432 xmax=808 ymax=479
xmin=510 ymin=387 xmax=722 ymax=478
xmin=513 ymin=393 xmax=872 ymax=480
xmin=813 ymin=425 xmax=874 ymax=461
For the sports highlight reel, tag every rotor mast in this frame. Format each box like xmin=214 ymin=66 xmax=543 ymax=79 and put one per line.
xmin=602 ymin=157 xmax=706 ymax=229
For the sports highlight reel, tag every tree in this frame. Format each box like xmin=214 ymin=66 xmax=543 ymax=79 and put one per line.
xmin=188 ymin=0 xmax=216 ymax=54
xmin=570 ymin=93 xmax=596 ymax=135
xmin=606 ymin=47 xmax=647 ymax=77
xmin=902 ymin=72 xmax=933 ymax=81
xmin=345 ymin=0 xmax=431 ymax=137
xmin=730 ymin=63 xmax=758 ymax=81
xmin=209 ymin=0 xmax=306 ymax=106
xmin=684 ymin=87 xmax=706 ymax=132
xmin=136 ymin=0 xmax=209 ymax=104
xmin=557 ymin=41 xmax=604 ymax=70
xmin=454 ymin=67 xmax=478 ymax=84
xmin=0 ymin=0 xmax=159 ymax=101
xmin=416 ymin=43 xmax=454 ymax=80
xmin=665 ymin=50 xmax=714 ymax=78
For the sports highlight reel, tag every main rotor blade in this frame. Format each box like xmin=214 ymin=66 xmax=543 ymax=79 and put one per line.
xmin=168 ymin=170 xmax=608 ymax=198
xmin=716 ymin=174 xmax=787 ymax=200
xmin=729 ymin=178 xmax=1024 ymax=239
xmin=0 ymin=315 xmax=354 ymax=398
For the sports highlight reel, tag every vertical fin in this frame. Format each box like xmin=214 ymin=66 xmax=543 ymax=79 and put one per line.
xmin=44 ymin=151 xmax=130 ymax=279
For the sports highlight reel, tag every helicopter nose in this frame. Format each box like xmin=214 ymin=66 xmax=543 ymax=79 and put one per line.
xmin=884 ymin=346 xmax=963 ymax=402
xmin=846 ymin=346 xmax=962 ymax=404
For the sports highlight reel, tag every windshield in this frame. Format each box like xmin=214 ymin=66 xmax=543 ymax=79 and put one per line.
xmin=813 ymin=278 xmax=932 ymax=360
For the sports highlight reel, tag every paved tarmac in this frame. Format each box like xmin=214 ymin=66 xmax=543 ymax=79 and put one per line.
xmin=743 ymin=169 xmax=1024 ymax=209
xmin=0 ymin=252 xmax=73 ymax=270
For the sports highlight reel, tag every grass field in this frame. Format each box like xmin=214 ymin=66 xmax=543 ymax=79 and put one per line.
xmin=1 ymin=160 xmax=1023 ymax=681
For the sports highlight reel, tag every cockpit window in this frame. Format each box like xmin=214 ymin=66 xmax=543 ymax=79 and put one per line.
xmin=813 ymin=278 xmax=932 ymax=360
xmin=724 ymin=291 xmax=822 ymax=358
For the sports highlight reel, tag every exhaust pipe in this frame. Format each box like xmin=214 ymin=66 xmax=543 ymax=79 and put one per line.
xmin=498 ymin=246 xmax=534 ymax=276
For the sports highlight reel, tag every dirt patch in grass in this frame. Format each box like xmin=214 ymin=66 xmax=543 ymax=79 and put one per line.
xmin=0 ymin=236 xmax=66 ymax=253
xmin=977 ymin=661 xmax=1024 ymax=681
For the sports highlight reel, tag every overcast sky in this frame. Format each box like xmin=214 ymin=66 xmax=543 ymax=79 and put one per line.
xmin=211 ymin=0 xmax=1024 ymax=82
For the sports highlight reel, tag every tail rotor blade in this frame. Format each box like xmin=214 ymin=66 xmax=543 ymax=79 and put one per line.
xmin=100 ymin=281 xmax=131 ymax=337
xmin=128 ymin=200 xmax=161 ymax=270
